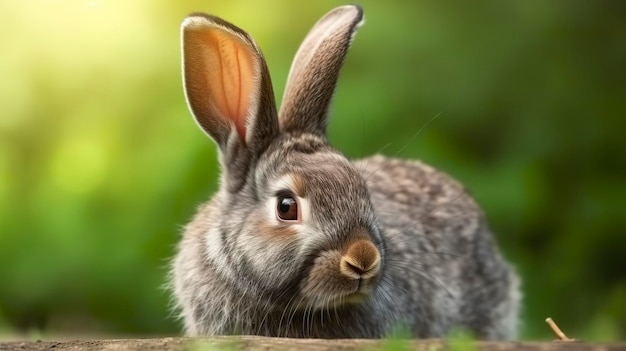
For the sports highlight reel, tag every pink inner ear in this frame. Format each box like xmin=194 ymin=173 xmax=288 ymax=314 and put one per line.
xmin=186 ymin=27 xmax=256 ymax=142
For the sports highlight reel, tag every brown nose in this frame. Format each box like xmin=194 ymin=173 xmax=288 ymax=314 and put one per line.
xmin=339 ymin=240 xmax=381 ymax=279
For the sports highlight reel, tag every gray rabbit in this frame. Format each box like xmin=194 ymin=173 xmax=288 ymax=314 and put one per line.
xmin=171 ymin=5 xmax=521 ymax=339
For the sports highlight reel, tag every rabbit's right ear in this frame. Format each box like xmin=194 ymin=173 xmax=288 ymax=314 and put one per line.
xmin=181 ymin=14 xmax=279 ymax=154
xmin=279 ymin=5 xmax=363 ymax=136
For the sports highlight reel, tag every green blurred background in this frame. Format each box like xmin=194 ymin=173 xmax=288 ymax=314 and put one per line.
xmin=1 ymin=0 xmax=625 ymax=342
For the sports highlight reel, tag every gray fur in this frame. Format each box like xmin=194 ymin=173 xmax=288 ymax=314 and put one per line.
xmin=171 ymin=5 xmax=521 ymax=340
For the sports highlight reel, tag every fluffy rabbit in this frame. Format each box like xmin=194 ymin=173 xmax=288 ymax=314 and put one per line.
xmin=171 ymin=5 xmax=521 ymax=339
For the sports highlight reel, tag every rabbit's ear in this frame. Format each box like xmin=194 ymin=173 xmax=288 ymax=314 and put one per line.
xmin=279 ymin=5 xmax=363 ymax=136
xmin=182 ymin=13 xmax=278 ymax=154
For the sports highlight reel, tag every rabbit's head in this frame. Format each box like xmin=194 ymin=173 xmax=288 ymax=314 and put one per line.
xmin=181 ymin=5 xmax=383 ymax=310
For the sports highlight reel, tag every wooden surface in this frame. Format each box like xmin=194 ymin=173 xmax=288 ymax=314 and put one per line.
xmin=0 ymin=337 xmax=625 ymax=351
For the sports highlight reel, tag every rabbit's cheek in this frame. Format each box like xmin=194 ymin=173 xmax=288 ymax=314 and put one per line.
xmin=255 ymin=220 xmax=299 ymax=240
xmin=203 ymin=227 xmax=237 ymax=279
xmin=221 ymin=214 xmax=304 ymax=287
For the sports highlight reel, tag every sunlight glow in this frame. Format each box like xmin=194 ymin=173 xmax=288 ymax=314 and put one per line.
xmin=50 ymin=137 xmax=107 ymax=195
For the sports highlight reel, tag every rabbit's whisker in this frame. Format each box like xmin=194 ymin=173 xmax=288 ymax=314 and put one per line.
xmin=365 ymin=112 xmax=442 ymax=181
xmin=385 ymin=261 xmax=458 ymax=305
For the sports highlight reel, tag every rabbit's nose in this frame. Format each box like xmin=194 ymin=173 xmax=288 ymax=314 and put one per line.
xmin=340 ymin=240 xmax=380 ymax=279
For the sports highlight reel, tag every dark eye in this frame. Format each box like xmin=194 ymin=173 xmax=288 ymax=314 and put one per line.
xmin=276 ymin=195 xmax=299 ymax=221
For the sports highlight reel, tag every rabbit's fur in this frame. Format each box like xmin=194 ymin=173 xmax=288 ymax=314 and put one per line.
xmin=171 ymin=5 xmax=521 ymax=339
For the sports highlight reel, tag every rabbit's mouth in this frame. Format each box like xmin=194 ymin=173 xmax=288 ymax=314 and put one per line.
xmin=312 ymin=289 xmax=371 ymax=310
xmin=301 ymin=275 xmax=377 ymax=310
xmin=342 ymin=290 xmax=369 ymax=304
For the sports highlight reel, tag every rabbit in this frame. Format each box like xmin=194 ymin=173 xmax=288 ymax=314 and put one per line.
xmin=171 ymin=4 xmax=521 ymax=340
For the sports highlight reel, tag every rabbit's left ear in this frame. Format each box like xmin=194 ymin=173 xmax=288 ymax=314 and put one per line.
xmin=279 ymin=5 xmax=364 ymax=137
xmin=182 ymin=13 xmax=279 ymax=154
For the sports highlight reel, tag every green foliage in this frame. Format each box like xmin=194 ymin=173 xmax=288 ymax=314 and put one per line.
xmin=446 ymin=330 xmax=477 ymax=351
xmin=1 ymin=0 xmax=625 ymax=341
xmin=380 ymin=325 xmax=413 ymax=351
xmin=379 ymin=338 xmax=411 ymax=351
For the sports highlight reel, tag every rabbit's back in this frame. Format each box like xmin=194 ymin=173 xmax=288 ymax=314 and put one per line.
xmin=354 ymin=155 xmax=521 ymax=339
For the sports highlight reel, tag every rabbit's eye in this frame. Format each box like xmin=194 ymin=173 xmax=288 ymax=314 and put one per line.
xmin=276 ymin=195 xmax=299 ymax=221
